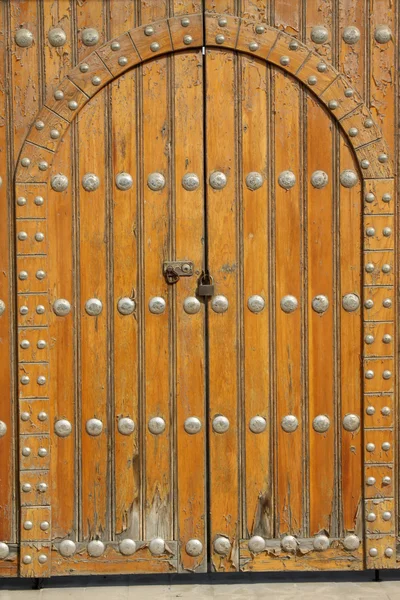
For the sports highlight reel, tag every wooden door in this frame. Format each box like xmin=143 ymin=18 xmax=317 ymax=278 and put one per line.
xmin=0 ymin=0 xmax=397 ymax=578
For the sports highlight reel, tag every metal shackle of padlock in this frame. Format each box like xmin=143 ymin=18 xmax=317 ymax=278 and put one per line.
xmin=197 ymin=273 xmax=215 ymax=297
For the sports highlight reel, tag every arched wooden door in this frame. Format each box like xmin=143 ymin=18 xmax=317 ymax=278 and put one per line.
xmin=1 ymin=0 xmax=396 ymax=579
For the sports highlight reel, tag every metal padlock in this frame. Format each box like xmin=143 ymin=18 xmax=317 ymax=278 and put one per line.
xmin=197 ymin=273 xmax=215 ymax=297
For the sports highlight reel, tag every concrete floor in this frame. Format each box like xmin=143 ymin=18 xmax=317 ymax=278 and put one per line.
xmin=1 ymin=573 xmax=400 ymax=599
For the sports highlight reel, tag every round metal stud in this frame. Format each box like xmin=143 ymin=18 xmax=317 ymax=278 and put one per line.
xmin=85 ymin=298 xmax=103 ymax=316
xmin=38 ymin=483 xmax=47 ymax=493
xmin=53 ymin=298 xmax=71 ymax=317
xmin=148 ymin=417 xmax=166 ymax=435
xmin=182 ymin=173 xmax=200 ymax=191
xmin=365 ymin=263 xmax=375 ymax=273
xmin=144 ymin=25 xmax=155 ymax=36
xmin=111 ymin=41 xmax=121 ymax=51
xmin=361 ymin=159 xmax=370 ymax=169
xmin=81 ymin=28 xmax=99 ymax=46
xmin=91 ymin=76 xmax=101 ymax=86
xmin=364 ymin=299 xmax=374 ymax=309
xmin=365 ymin=370 xmax=374 ymax=379
xmin=40 ymin=521 xmax=50 ymax=531
xmin=87 ymin=540 xmax=105 ymax=557
xmin=340 ymin=170 xmax=358 ymax=188
xmin=0 ymin=300 xmax=5 ymax=317
xmin=18 ymin=231 xmax=28 ymax=241
xmin=215 ymin=34 xmax=225 ymax=44
xmin=317 ymin=62 xmax=327 ymax=72
xmin=382 ymin=476 xmax=391 ymax=485
xmin=119 ymin=539 xmax=136 ymax=556
xmin=344 ymin=88 xmax=354 ymax=98
xmin=280 ymin=295 xmax=298 ymax=313
xmin=36 ymin=270 xmax=46 ymax=281
xmin=118 ymin=56 xmax=128 ymax=66
xmin=149 ymin=297 xmax=166 ymax=315
xmin=246 ymin=171 xmax=264 ymax=191
xmin=149 ymin=538 xmax=165 ymax=556
xmin=22 ymin=483 xmax=32 ymax=493
xmin=117 ymin=417 xmax=135 ymax=436
xmin=147 ymin=172 xmax=166 ymax=191
xmin=313 ymin=535 xmax=330 ymax=551
xmin=15 ymin=28 xmax=34 ymax=48
xmin=342 ymin=413 xmax=360 ymax=432
xmin=38 ymin=412 xmax=48 ymax=422
xmin=54 ymin=90 xmax=64 ymax=100
xmin=183 ymin=35 xmax=193 ymax=45
xmin=382 ymin=227 xmax=391 ymax=237
xmin=289 ymin=40 xmax=299 ymax=50
xmin=311 ymin=26 xmax=329 ymax=44
xmin=54 ymin=419 xmax=72 ymax=438
xmin=385 ymin=548 xmax=394 ymax=558
xmin=343 ymin=534 xmax=360 ymax=551
xmin=366 ymin=443 xmax=375 ymax=452
xmin=115 ymin=172 xmax=133 ymax=191
xmin=38 ymin=554 xmax=48 ymax=564
xmin=48 ymin=28 xmax=67 ymax=47
xmin=248 ymin=536 xmax=266 ymax=554
xmin=369 ymin=547 xmax=378 ymax=557
xmin=51 ymin=174 xmax=69 ymax=192
xmin=249 ymin=41 xmax=260 ymax=52
xmin=382 ymin=511 xmax=392 ymax=521
xmin=312 ymin=415 xmax=330 ymax=433
xmin=35 ymin=232 xmax=44 ymax=242
xmin=20 ymin=376 xmax=30 ymax=385
xmin=183 ymin=297 xmax=201 ymax=315
xmin=281 ymin=415 xmax=298 ymax=433
xmin=381 ymin=406 xmax=391 ymax=416
xmin=348 ymin=127 xmax=358 ymax=137
xmin=212 ymin=415 xmax=229 ymax=434
xmin=310 ymin=170 xmax=328 ymax=189
xmin=35 ymin=196 xmax=44 ymax=206
xmin=214 ymin=537 xmax=231 ymax=555
xmin=280 ymin=56 xmax=290 ymax=66
xmin=20 ymin=305 xmax=29 ymax=315
xmin=0 ymin=421 xmax=7 ymax=438
xmin=150 ymin=42 xmax=160 ymax=52
xmin=365 ymin=192 xmax=375 ymax=203
xmin=382 ymin=442 xmax=391 ymax=451
xmin=185 ymin=539 xmax=203 ymax=557
xmin=211 ymin=295 xmax=229 ymax=313
xmin=378 ymin=153 xmax=388 ymax=164
xmin=209 ymin=171 xmax=227 ymax=190
xmin=249 ymin=416 xmax=267 ymax=434
xmin=218 ymin=17 xmax=228 ymax=27
xmin=366 ymin=406 xmax=375 ymax=415
xmin=24 ymin=521 xmax=33 ymax=530
xmin=382 ymin=334 xmax=392 ymax=344
xmin=22 ymin=555 xmax=32 ymax=565
xmin=181 ymin=18 xmax=191 ymax=27
xmin=312 ymin=295 xmax=329 ymax=314
xmin=308 ymin=75 xmax=317 ymax=86
xmin=383 ymin=298 xmax=392 ymax=308
xmin=366 ymin=512 xmax=376 ymax=522
xmin=21 ymin=157 xmax=30 ymax=167
xmin=342 ymin=293 xmax=360 ymax=312
xmin=278 ymin=170 xmax=296 ymax=190
xmin=374 ymin=25 xmax=392 ymax=44
xmin=117 ymin=297 xmax=135 ymax=315
xmin=35 ymin=120 xmax=45 ymax=130
xmin=20 ymin=412 xmax=30 ymax=421
xmin=366 ymin=476 xmax=376 ymax=486
xmin=86 ymin=418 xmax=103 ymax=436
xmin=382 ymin=264 xmax=391 ymax=274
xmin=82 ymin=173 xmax=100 ymax=192
xmin=17 ymin=196 xmax=26 ymax=206
xmin=184 ymin=417 xmax=202 ymax=435
xmin=38 ymin=448 xmax=48 ymax=459
xmin=342 ymin=26 xmax=361 ymax=45
xmin=328 ymin=99 xmax=339 ymax=110
xmin=281 ymin=535 xmax=298 ymax=552
xmin=50 ymin=129 xmax=60 ymax=140
xmin=383 ymin=370 xmax=392 ymax=380
xmin=247 ymin=295 xmax=265 ymax=313
xmin=58 ymin=540 xmax=76 ymax=557
xmin=68 ymin=100 xmax=78 ymax=110
xmin=22 ymin=447 xmax=31 ymax=457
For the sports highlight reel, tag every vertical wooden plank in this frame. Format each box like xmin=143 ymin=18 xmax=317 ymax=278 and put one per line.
xmin=76 ymin=1 xmax=108 ymax=542
xmin=338 ymin=0 xmax=365 ymax=97
xmin=204 ymin=1 xmax=236 ymax=15
xmin=109 ymin=1 xmax=140 ymax=544
xmin=172 ymin=0 xmax=201 ymax=15
xmin=207 ymin=48 xmax=239 ymax=571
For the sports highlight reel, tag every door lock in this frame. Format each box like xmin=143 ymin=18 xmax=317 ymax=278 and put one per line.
xmin=163 ymin=261 xmax=194 ymax=284
xmin=197 ymin=273 xmax=215 ymax=297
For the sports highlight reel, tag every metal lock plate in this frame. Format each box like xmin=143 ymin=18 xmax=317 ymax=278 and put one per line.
xmin=197 ymin=273 xmax=215 ymax=297
xmin=163 ymin=261 xmax=194 ymax=284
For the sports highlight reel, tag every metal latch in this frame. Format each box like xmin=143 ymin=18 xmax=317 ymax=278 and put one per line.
xmin=197 ymin=273 xmax=215 ymax=297
xmin=163 ymin=261 xmax=194 ymax=284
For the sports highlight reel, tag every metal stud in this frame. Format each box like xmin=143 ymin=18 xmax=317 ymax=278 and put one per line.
xmin=247 ymin=295 xmax=265 ymax=313
xmin=0 ymin=421 xmax=7 ymax=438
xmin=22 ymin=483 xmax=32 ymax=493
xmin=184 ymin=417 xmax=202 ymax=435
xmin=54 ymin=419 xmax=72 ymax=438
xmin=111 ymin=41 xmax=121 ymax=51
xmin=35 ymin=120 xmax=45 ymax=130
xmin=366 ymin=512 xmax=376 ymax=522
xmin=364 ymin=299 xmax=374 ymax=309
xmin=21 ymin=157 xmax=31 ymax=167
xmin=280 ymin=56 xmax=290 ymax=66
xmin=382 ymin=227 xmax=391 ymax=237
xmin=23 ymin=520 xmax=33 ymax=530
xmin=35 ymin=232 xmax=44 ymax=242
xmin=383 ymin=298 xmax=392 ymax=308
xmin=246 ymin=172 xmax=264 ymax=191
xmin=312 ymin=295 xmax=329 ymax=314
xmin=53 ymin=298 xmax=71 ymax=317
xmin=382 ymin=511 xmax=392 ymax=521
xmin=119 ymin=539 xmax=136 ymax=556
xmin=281 ymin=415 xmax=298 ymax=433
xmin=218 ymin=17 xmax=228 ymax=27
xmin=378 ymin=153 xmax=388 ymax=164
xmin=340 ymin=170 xmax=358 ymax=188
xmin=212 ymin=415 xmax=229 ymax=433
xmin=37 ymin=375 xmax=46 ymax=386
xmin=38 ymin=482 xmax=47 ymax=493
xmin=117 ymin=297 xmax=135 ymax=315
xmin=365 ymin=227 xmax=375 ymax=237
xmin=342 ymin=26 xmax=361 ymax=45
xmin=118 ymin=56 xmax=128 ymax=66
xmin=22 ymin=555 xmax=32 ymax=564
xmin=186 ymin=539 xmax=203 ymax=557
xmin=148 ymin=417 xmax=166 ymax=435
xmin=215 ymin=34 xmax=225 ymax=44
xmin=183 ymin=297 xmax=201 ymax=315
xmin=50 ymin=129 xmax=60 ymax=139
xmin=82 ymin=173 xmax=100 ymax=192
xmin=313 ymin=535 xmax=330 ymax=551
xmin=51 ymin=174 xmax=69 ymax=192
xmin=366 ymin=476 xmax=376 ymax=486
xmin=79 ymin=63 xmax=89 ymax=73
xmin=328 ymin=99 xmax=339 ymax=110
xmin=17 ymin=196 xmax=26 ymax=206
xmin=181 ymin=18 xmax=191 ymax=27
xmin=117 ymin=417 xmax=135 ymax=436
xmin=249 ymin=41 xmax=260 ymax=52
xmin=38 ymin=554 xmax=48 ymax=564
xmin=87 ymin=540 xmax=105 ymax=557
xmin=289 ymin=40 xmax=299 ymax=50
xmin=382 ymin=442 xmax=391 ymax=451
xmin=311 ymin=26 xmax=329 ymax=44
xmin=344 ymin=88 xmax=354 ymax=98
xmin=348 ymin=127 xmax=358 ymax=137
xmin=40 ymin=521 xmax=50 ymax=531
xmin=382 ymin=264 xmax=391 ymax=274
xmin=382 ymin=334 xmax=392 ymax=344
xmin=366 ymin=443 xmax=375 ymax=452
xmin=278 ymin=170 xmax=296 ymax=189
xmin=342 ymin=413 xmax=360 ymax=432
xmin=369 ymin=547 xmax=378 ymax=557
xmin=209 ymin=171 xmax=227 ymax=190
xmin=85 ymin=298 xmax=103 ymax=316
xmin=18 ymin=231 xmax=28 ymax=241
xmin=342 ymin=293 xmax=360 ymax=312
xmin=20 ymin=376 xmax=30 ymax=385
xmin=361 ymin=159 xmax=370 ymax=169
xmin=86 ymin=418 xmax=103 ymax=436
xmin=54 ymin=90 xmax=64 ymax=100
xmin=385 ymin=548 xmax=393 ymax=558
xmin=36 ymin=270 xmax=46 ymax=281
xmin=308 ymin=75 xmax=317 ymax=86
xmin=15 ymin=28 xmax=34 ymax=48
xmin=365 ymin=263 xmax=375 ymax=273
xmin=211 ymin=295 xmax=228 ymax=313
xmin=183 ymin=35 xmax=193 ymax=45
xmin=22 ymin=447 xmax=31 ymax=457
xmin=312 ymin=415 xmax=330 ymax=433
xmin=20 ymin=305 xmax=29 ymax=317
xmin=364 ymin=192 xmax=375 ymax=203
xmin=364 ymin=119 xmax=374 ymax=129
xmin=149 ymin=297 xmax=166 ymax=315
xmin=317 ymin=62 xmax=327 ymax=72
xmin=115 ymin=172 xmax=133 ymax=191
xmin=365 ymin=370 xmax=374 ymax=379
xmin=382 ymin=476 xmax=391 ymax=485
xmin=144 ymin=25 xmax=155 ymax=36
xmin=68 ymin=100 xmax=78 ymax=110
xmin=310 ymin=170 xmax=328 ymax=189
xmin=214 ymin=537 xmax=231 ymax=555
xmin=374 ymin=25 xmax=392 ymax=44
xmin=281 ymin=535 xmax=298 ymax=551
xmin=38 ymin=412 xmax=47 ymax=422
xmin=182 ymin=173 xmax=200 ymax=191
xmin=147 ymin=172 xmax=166 ymax=191
xmin=20 ymin=412 xmax=30 ymax=421
xmin=91 ymin=76 xmax=101 ymax=86
xmin=366 ymin=406 xmax=375 ymax=416
xmin=150 ymin=42 xmax=160 ymax=52
xmin=149 ymin=538 xmax=165 ymax=556
xmin=248 ymin=536 xmax=266 ymax=554
xmin=81 ymin=28 xmax=99 ymax=47
xmin=48 ymin=27 xmax=67 ymax=47
xmin=0 ymin=300 xmax=5 ymax=317
xmin=382 ymin=370 xmax=392 ymax=380
xmin=381 ymin=406 xmax=391 ymax=416
xmin=280 ymin=295 xmax=298 ymax=313
xmin=249 ymin=416 xmax=267 ymax=434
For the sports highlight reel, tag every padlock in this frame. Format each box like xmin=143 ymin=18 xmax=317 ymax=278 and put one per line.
xmin=197 ymin=273 xmax=215 ymax=297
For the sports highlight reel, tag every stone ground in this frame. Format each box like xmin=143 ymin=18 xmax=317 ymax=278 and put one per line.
xmin=1 ymin=572 xmax=400 ymax=599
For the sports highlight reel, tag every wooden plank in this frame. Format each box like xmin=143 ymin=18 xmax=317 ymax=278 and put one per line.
xmin=204 ymin=1 xmax=236 ymax=15
xmin=173 ymin=0 xmax=201 ymax=15
xmin=240 ymin=0 xmax=266 ymax=21
xmin=338 ymin=0 xmax=365 ymax=97
xmin=206 ymin=47 xmax=239 ymax=571
xmin=76 ymin=1 xmax=108 ymax=542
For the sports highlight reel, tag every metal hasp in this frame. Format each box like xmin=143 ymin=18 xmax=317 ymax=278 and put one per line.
xmin=163 ymin=260 xmax=194 ymax=284
xmin=197 ymin=273 xmax=215 ymax=297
